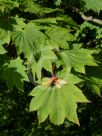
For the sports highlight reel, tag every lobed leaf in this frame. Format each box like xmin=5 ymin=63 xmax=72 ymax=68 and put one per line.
xmin=83 ymin=0 xmax=102 ymax=12
xmin=45 ymin=26 xmax=74 ymax=49
xmin=12 ymin=23 xmax=47 ymax=58
xmin=29 ymin=77 xmax=89 ymax=125
xmin=2 ymin=57 xmax=28 ymax=90
xmin=28 ymin=49 xmax=57 ymax=80
xmin=60 ymin=48 xmax=97 ymax=73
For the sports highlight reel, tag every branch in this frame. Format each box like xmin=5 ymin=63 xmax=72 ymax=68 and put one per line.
xmin=74 ymin=8 xmax=102 ymax=25
xmin=27 ymin=69 xmax=37 ymax=86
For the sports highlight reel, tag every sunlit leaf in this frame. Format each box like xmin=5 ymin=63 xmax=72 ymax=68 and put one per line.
xmin=60 ymin=48 xmax=97 ymax=73
xmin=29 ymin=75 xmax=89 ymax=125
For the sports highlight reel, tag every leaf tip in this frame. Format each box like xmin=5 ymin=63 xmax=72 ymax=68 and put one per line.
xmin=75 ymin=120 xmax=80 ymax=126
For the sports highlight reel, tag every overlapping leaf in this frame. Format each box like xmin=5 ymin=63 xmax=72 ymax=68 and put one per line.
xmin=28 ymin=49 xmax=57 ymax=80
xmin=29 ymin=73 xmax=89 ymax=125
xmin=19 ymin=1 xmax=58 ymax=14
xmin=0 ymin=1 xmax=19 ymax=14
xmin=83 ymin=0 xmax=102 ymax=12
xmin=12 ymin=16 xmax=26 ymax=31
xmin=12 ymin=23 xmax=47 ymax=57
xmin=45 ymin=26 xmax=75 ymax=49
xmin=2 ymin=57 xmax=28 ymax=90
xmin=60 ymin=48 xmax=97 ymax=73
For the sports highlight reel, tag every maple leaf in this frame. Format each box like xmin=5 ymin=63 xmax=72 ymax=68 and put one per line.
xmin=20 ymin=1 xmax=58 ymax=14
xmin=60 ymin=48 xmax=97 ymax=73
xmin=12 ymin=16 xmax=26 ymax=31
xmin=12 ymin=23 xmax=47 ymax=58
xmin=0 ymin=1 xmax=19 ymax=14
xmin=29 ymin=72 xmax=89 ymax=125
xmin=2 ymin=57 xmax=28 ymax=90
xmin=83 ymin=0 xmax=102 ymax=12
xmin=45 ymin=26 xmax=74 ymax=49
xmin=27 ymin=49 xmax=57 ymax=81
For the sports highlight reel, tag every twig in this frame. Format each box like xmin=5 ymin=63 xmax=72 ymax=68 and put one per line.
xmin=74 ymin=8 xmax=102 ymax=25
xmin=27 ymin=69 xmax=37 ymax=86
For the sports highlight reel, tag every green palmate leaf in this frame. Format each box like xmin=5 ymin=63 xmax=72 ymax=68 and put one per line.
xmin=60 ymin=48 xmax=97 ymax=73
xmin=36 ymin=50 xmax=57 ymax=80
xmin=2 ymin=16 xmax=26 ymax=44
xmin=57 ymin=68 xmax=83 ymax=84
xmin=12 ymin=16 xmax=26 ymax=31
xmin=45 ymin=26 xmax=74 ymax=49
xmin=59 ymin=15 xmax=78 ymax=28
xmin=85 ymin=66 xmax=102 ymax=96
xmin=12 ymin=23 xmax=47 ymax=57
xmin=28 ymin=49 xmax=57 ymax=80
xmin=20 ymin=1 xmax=58 ymax=14
xmin=0 ymin=1 xmax=19 ymax=14
xmin=83 ymin=0 xmax=102 ymax=12
xmin=29 ymin=75 xmax=89 ymax=125
xmin=0 ymin=39 xmax=6 ymax=54
xmin=2 ymin=57 xmax=28 ymax=90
